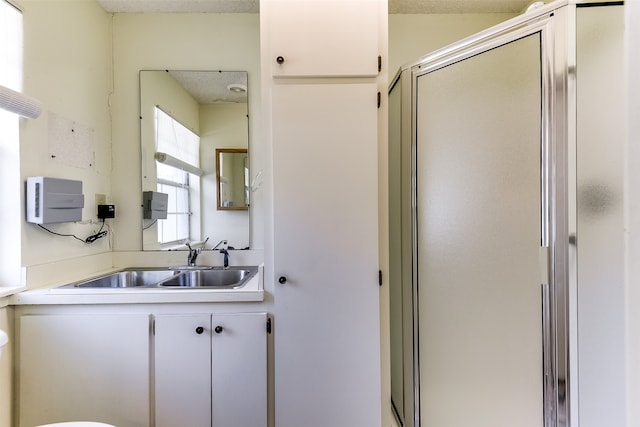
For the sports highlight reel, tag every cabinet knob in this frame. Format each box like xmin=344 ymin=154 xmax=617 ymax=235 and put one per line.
xmin=276 ymin=56 xmax=285 ymax=65
xmin=195 ymin=326 xmax=205 ymax=335
xmin=214 ymin=325 xmax=224 ymax=334
xmin=278 ymin=275 xmax=288 ymax=284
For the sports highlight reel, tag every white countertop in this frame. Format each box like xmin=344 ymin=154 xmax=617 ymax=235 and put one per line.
xmin=10 ymin=265 xmax=264 ymax=306
xmin=0 ymin=285 xmax=26 ymax=299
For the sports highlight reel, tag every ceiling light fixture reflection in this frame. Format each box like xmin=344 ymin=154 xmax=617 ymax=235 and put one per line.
xmin=227 ymin=83 xmax=247 ymax=93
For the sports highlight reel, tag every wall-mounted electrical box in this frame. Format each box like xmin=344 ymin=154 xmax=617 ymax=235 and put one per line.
xmin=97 ymin=204 xmax=115 ymax=219
xmin=26 ymin=177 xmax=84 ymax=224
xmin=143 ymin=191 xmax=168 ymax=219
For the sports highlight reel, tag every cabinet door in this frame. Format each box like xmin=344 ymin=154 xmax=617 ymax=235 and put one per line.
xmin=265 ymin=0 xmax=379 ymax=77
xmin=211 ymin=313 xmax=267 ymax=427
xmin=154 ymin=314 xmax=212 ymax=427
xmin=19 ymin=314 xmax=150 ymax=427
xmin=272 ymin=83 xmax=381 ymax=427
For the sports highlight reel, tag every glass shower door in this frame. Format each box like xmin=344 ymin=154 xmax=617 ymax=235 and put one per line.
xmin=415 ymin=33 xmax=544 ymax=427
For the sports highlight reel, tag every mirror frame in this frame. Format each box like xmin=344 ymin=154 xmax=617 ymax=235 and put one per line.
xmin=216 ymin=148 xmax=249 ymax=211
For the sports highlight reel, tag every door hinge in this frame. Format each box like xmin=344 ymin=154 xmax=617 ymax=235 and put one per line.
xmin=377 ymin=91 xmax=381 ymax=108
xmin=378 ymin=55 xmax=382 ymax=72
xmin=266 ymin=317 xmax=272 ymax=334
xmin=539 ymin=246 xmax=550 ymax=286
xmin=378 ymin=270 xmax=383 ymax=287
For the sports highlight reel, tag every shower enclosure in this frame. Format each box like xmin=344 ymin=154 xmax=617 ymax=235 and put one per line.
xmin=389 ymin=1 xmax=625 ymax=426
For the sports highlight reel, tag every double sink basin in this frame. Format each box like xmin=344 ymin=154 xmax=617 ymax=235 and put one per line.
xmin=57 ymin=266 xmax=258 ymax=290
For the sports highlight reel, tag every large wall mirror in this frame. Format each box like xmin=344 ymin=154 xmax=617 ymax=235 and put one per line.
xmin=140 ymin=70 xmax=250 ymax=251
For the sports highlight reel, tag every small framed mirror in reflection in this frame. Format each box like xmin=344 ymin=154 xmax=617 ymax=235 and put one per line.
xmin=216 ymin=148 xmax=249 ymax=210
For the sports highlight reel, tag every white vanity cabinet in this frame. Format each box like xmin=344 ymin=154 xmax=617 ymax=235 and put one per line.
xmin=265 ymin=0 xmax=380 ymax=77
xmin=18 ymin=313 xmax=151 ymax=427
xmin=17 ymin=309 xmax=267 ymax=427
xmin=154 ymin=312 xmax=267 ymax=427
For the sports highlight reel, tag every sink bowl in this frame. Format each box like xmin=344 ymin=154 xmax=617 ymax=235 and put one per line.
xmin=61 ymin=268 xmax=176 ymax=289
xmin=159 ymin=267 xmax=257 ymax=288
xmin=54 ymin=266 xmax=259 ymax=290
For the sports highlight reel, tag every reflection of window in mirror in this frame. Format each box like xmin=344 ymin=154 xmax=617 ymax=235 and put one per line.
xmin=216 ymin=148 xmax=249 ymax=210
xmin=155 ymin=107 xmax=203 ymax=244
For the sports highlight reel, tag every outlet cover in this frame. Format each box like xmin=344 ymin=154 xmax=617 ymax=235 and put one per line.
xmin=95 ymin=194 xmax=106 ymax=214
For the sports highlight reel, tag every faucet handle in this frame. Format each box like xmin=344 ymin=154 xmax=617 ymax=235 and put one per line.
xmin=219 ymin=248 xmax=230 ymax=268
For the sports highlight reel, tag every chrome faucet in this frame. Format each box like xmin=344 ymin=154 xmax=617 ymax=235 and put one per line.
xmin=186 ymin=237 xmax=209 ymax=267
xmin=220 ymin=248 xmax=230 ymax=268
xmin=185 ymin=242 xmax=200 ymax=266
xmin=211 ymin=239 xmax=230 ymax=268
xmin=211 ymin=239 xmax=227 ymax=250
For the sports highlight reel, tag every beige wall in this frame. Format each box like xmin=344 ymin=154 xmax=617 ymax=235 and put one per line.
xmin=19 ymin=0 xmax=113 ymax=279
xmin=200 ymin=103 xmax=250 ymax=248
xmin=389 ymin=13 xmax=516 ymax=76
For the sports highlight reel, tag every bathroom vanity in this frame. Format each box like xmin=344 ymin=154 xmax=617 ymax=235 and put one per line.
xmin=13 ymin=268 xmax=267 ymax=427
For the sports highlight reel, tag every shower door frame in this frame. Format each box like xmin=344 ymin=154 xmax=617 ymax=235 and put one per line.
xmin=401 ymin=4 xmax=578 ymax=427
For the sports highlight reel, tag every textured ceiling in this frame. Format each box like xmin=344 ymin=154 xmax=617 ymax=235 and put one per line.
xmin=167 ymin=70 xmax=248 ymax=104
xmin=96 ymin=0 xmax=259 ymax=13
xmin=96 ymin=0 xmax=535 ymax=14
